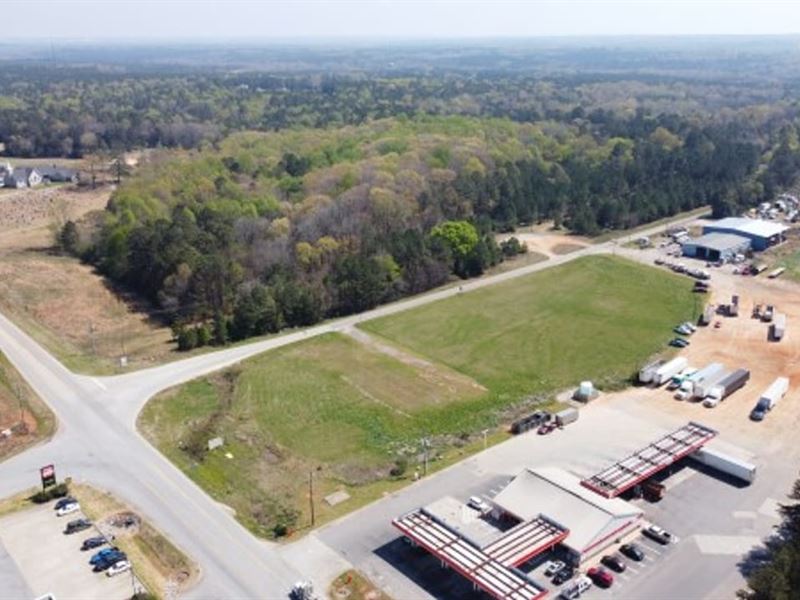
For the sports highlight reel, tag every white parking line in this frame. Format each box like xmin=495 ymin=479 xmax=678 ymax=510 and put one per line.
xmin=641 ymin=545 xmax=662 ymax=556
xmin=91 ymin=377 xmax=107 ymax=390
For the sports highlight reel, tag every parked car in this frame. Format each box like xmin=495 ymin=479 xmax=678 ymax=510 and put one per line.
xmin=559 ymin=576 xmax=592 ymax=599
xmin=90 ymin=547 xmax=123 ymax=565
xmin=552 ymin=565 xmax=575 ymax=585
xmin=55 ymin=502 xmax=80 ymax=517
xmin=93 ymin=552 xmax=128 ymax=572
xmin=674 ymin=325 xmax=692 ymax=335
xmin=683 ymin=322 xmax=697 ymax=332
xmin=643 ymin=524 xmax=674 ymax=545
xmin=64 ymin=518 xmax=92 ymax=534
xmin=54 ymin=496 xmax=77 ymax=510
xmin=81 ymin=536 xmax=109 ymax=551
xmin=544 ymin=560 xmax=566 ymax=577
xmin=600 ymin=554 xmax=627 ymax=572
xmin=619 ymin=543 xmax=645 ymax=561
xmin=467 ymin=496 xmax=488 ymax=512
xmin=105 ymin=560 xmax=132 ymax=577
xmin=538 ymin=422 xmax=556 ymax=435
xmin=669 ymin=338 xmax=690 ymax=348
xmin=587 ymin=566 xmax=614 ymax=587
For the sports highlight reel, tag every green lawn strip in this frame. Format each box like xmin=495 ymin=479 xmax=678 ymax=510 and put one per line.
xmin=360 ymin=255 xmax=696 ymax=396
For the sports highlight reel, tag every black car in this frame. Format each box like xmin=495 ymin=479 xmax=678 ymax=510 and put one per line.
xmin=64 ymin=518 xmax=92 ymax=534
xmin=54 ymin=496 xmax=78 ymax=510
xmin=93 ymin=552 xmax=127 ymax=572
xmin=81 ymin=536 xmax=108 ymax=551
xmin=601 ymin=554 xmax=627 ymax=573
xmin=552 ymin=565 xmax=575 ymax=585
xmin=619 ymin=543 xmax=645 ymax=561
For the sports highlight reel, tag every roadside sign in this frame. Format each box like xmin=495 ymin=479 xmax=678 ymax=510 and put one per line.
xmin=40 ymin=464 xmax=56 ymax=489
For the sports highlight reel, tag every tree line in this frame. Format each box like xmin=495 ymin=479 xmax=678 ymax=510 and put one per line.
xmin=58 ymin=111 xmax=800 ymax=349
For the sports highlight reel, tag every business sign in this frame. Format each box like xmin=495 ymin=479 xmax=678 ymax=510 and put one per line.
xmin=40 ymin=464 xmax=56 ymax=489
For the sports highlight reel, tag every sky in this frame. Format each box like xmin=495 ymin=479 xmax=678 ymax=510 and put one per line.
xmin=5 ymin=0 xmax=800 ymax=41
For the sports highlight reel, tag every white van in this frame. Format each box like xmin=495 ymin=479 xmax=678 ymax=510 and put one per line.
xmin=560 ymin=575 xmax=592 ymax=599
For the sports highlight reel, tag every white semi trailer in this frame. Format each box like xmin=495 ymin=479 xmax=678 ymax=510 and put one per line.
xmin=675 ymin=362 xmax=724 ymax=400
xmin=750 ymin=377 xmax=789 ymax=421
xmin=772 ymin=313 xmax=786 ymax=341
xmin=652 ymin=357 xmax=689 ymax=386
xmin=639 ymin=359 xmax=666 ymax=384
xmin=690 ymin=447 xmax=757 ymax=484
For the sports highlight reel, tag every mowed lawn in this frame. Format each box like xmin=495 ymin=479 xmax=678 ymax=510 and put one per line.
xmin=139 ymin=333 xmax=489 ymax=537
xmin=361 ymin=255 xmax=697 ymax=396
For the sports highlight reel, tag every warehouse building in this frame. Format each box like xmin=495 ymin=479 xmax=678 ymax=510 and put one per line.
xmin=490 ymin=467 xmax=643 ymax=565
xmin=682 ymin=232 xmax=752 ymax=261
xmin=702 ymin=217 xmax=789 ymax=251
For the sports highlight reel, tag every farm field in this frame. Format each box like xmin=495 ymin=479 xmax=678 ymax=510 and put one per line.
xmin=0 ymin=352 xmax=54 ymax=462
xmin=0 ymin=182 xmax=181 ymax=375
xmin=361 ymin=255 xmax=697 ymax=396
xmin=139 ymin=255 xmax=695 ymax=539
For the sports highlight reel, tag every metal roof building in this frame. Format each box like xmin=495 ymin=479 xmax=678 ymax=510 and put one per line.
xmin=491 ymin=467 xmax=643 ymax=564
xmin=682 ymin=233 xmax=752 ymax=261
xmin=702 ymin=217 xmax=789 ymax=251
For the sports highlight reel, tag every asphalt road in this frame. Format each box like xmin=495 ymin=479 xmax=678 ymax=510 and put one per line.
xmin=0 ymin=213 xmax=704 ymax=599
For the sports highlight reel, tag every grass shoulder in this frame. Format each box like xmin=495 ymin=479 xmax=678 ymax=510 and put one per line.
xmin=0 ymin=351 xmax=55 ymax=461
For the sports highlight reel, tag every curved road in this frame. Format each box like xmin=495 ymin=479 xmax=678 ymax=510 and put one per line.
xmin=0 ymin=215 xmax=699 ymax=598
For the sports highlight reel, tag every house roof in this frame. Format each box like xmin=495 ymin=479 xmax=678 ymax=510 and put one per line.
xmin=706 ymin=217 xmax=789 ymax=239
xmin=685 ymin=232 xmax=752 ymax=253
xmin=491 ymin=467 xmax=642 ymax=554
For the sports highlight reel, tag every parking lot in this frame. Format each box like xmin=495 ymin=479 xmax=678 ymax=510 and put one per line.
xmin=0 ymin=502 xmax=136 ymax=600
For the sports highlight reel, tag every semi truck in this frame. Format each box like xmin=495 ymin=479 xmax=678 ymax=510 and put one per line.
xmin=667 ymin=367 xmax=698 ymax=390
xmin=652 ymin=357 xmax=689 ymax=386
xmin=675 ymin=362 xmax=724 ymax=400
xmin=699 ymin=305 xmax=713 ymax=325
xmin=771 ymin=313 xmax=786 ymax=341
xmin=690 ymin=446 xmax=757 ymax=484
xmin=728 ymin=295 xmax=739 ymax=317
xmin=703 ymin=368 xmax=750 ymax=407
xmin=639 ymin=359 xmax=666 ymax=384
xmin=750 ymin=376 xmax=789 ymax=421
xmin=762 ymin=305 xmax=775 ymax=323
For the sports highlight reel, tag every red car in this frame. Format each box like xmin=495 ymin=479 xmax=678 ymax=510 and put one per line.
xmin=587 ymin=566 xmax=614 ymax=588
xmin=537 ymin=423 xmax=555 ymax=435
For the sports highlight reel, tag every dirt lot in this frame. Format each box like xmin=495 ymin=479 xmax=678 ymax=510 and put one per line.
xmin=0 ymin=183 xmax=178 ymax=374
xmin=622 ymin=246 xmax=800 ymax=451
xmin=497 ymin=225 xmax=590 ymax=258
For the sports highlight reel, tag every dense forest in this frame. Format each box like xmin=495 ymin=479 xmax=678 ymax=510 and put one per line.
xmin=4 ymin=40 xmax=799 ymax=346
xmin=64 ymin=110 xmax=800 ymax=347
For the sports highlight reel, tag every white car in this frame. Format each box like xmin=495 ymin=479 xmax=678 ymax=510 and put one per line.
xmin=55 ymin=502 xmax=80 ymax=517
xmin=105 ymin=560 xmax=131 ymax=577
xmin=467 ymin=496 xmax=488 ymax=512
xmin=682 ymin=322 xmax=697 ymax=332
xmin=560 ymin=575 xmax=592 ymax=599
xmin=544 ymin=559 xmax=566 ymax=577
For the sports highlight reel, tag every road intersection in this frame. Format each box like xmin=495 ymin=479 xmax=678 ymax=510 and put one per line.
xmin=0 ymin=215 xmax=701 ymax=599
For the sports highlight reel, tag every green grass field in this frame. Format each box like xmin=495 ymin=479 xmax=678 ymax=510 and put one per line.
xmin=361 ymin=255 xmax=696 ymax=395
xmin=140 ymin=255 xmax=695 ymax=538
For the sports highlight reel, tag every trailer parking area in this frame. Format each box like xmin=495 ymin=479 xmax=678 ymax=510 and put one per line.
xmin=0 ymin=503 xmax=134 ymax=600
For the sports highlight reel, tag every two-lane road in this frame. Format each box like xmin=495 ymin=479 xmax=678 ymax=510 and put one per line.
xmin=0 ymin=213 xmax=704 ymax=598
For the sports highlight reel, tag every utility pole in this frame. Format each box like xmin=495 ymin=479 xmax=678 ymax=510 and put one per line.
xmin=309 ymin=470 xmax=315 ymax=527
xmin=14 ymin=382 xmax=23 ymax=425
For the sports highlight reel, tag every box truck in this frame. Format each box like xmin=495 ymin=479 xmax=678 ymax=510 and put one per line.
xmin=750 ymin=376 xmax=789 ymax=421
xmin=699 ymin=305 xmax=713 ymax=325
xmin=704 ymin=368 xmax=750 ymax=407
xmin=555 ymin=408 xmax=579 ymax=427
xmin=771 ymin=313 xmax=786 ymax=341
xmin=675 ymin=363 xmax=724 ymax=400
xmin=690 ymin=447 xmax=756 ymax=484
xmin=652 ymin=357 xmax=689 ymax=386
xmin=639 ymin=359 xmax=666 ymax=384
